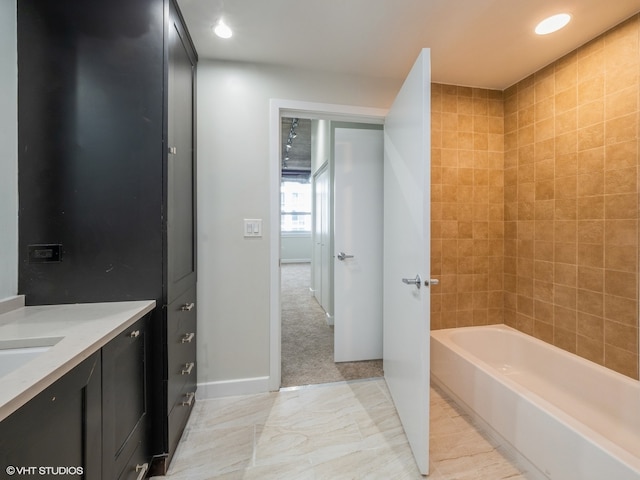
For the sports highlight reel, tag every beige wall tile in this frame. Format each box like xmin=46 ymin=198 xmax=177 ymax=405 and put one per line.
xmin=431 ymin=14 xmax=639 ymax=379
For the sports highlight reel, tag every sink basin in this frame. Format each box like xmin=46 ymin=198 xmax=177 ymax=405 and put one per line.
xmin=0 ymin=338 xmax=63 ymax=379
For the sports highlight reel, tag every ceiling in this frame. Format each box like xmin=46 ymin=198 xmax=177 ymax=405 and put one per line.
xmin=177 ymin=0 xmax=640 ymax=90
xmin=281 ymin=117 xmax=312 ymax=174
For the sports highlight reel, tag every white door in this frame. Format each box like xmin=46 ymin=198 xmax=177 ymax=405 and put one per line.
xmin=333 ymin=125 xmax=384 ymax=362
xmin=383 ymin=49 xmax=431 ymax=474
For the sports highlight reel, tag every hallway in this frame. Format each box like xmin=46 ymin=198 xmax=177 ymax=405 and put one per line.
xmin=280 ymin=263 xmax=383 ymax=387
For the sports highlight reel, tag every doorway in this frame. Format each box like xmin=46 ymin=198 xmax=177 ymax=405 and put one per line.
xmin=279 ymin=114 xmax=384 ymax=387
xmin=271 ymin=50 xmax=432 ymax=474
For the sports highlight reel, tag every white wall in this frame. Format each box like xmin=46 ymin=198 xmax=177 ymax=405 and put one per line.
xmin=196 ymin=60 xmax=400 ymax=393
xmin=280 ymin=234 xmax=312 ymax=263
xmin=0 ymin=1 xmax=18 ymax=300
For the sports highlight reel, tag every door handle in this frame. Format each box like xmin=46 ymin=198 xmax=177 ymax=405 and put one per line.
xmin=337 ymin=252 xmax=354 ymax=261
xmin=402 ymin=274 xmax=421 ymax=289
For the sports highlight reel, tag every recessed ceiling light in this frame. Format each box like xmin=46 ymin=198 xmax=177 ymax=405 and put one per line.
xmin=214 ymin=19 xmax=233 ymax=39
xmin=535 ymin=13 xmax=571 ymax=35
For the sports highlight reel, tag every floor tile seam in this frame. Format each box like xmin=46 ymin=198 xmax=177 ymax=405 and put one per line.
xmin=196 ymin=392 xmax=278 ymax=407
xmin=257 ymin=408 xmax=363 ymax=429
xmin=429 ymin=430 xmax=499 ymax=450
xmin=252 ymin=424 xmax=365 ymax=458
xmin=431 ymin=443 xmax=506 ymax=468
xmin=280 ymin=376 xmax=384 ymax=393
xmin=306 ymin=445 xmax=419 ymax=475
xmin=186 ymin=421 xmax=266 ymax=435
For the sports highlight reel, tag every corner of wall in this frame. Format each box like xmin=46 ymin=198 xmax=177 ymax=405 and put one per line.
xmin=0 ymin=0 xmax=18 ymax=299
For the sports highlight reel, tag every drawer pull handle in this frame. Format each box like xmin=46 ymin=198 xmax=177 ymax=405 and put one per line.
xmin=181 ymin=332 xmax=195 ymax=343
xmin=129 ymin=330 xmax=140 ymax=338
xmin=181 ymin=302 xmax=195 ymax=312
xmin=181 ymin=362 xmax=195 ymax=375
xmin=135 ymin=463 xmax=149 ymax=480
xmin=182 ymin=391 xmax=195 ymax=407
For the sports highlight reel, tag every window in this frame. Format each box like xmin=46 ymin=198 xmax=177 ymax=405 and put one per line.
xmin=281 ymin=178 xmax=311 ymax=233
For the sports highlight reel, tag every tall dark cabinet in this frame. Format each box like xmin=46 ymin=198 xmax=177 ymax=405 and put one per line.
xmin=17 ymin=0 xmax=197 ymax=474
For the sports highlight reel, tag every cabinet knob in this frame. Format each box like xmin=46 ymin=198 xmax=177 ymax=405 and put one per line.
xmin=181 ymin=362 xmax=195 ymax=375
xmin=181 ymin=332 xmax=195 ymax=343
xmin=129 ymin=330 xmax=140 ymax=338
xmin=135 ymin=463 xmax=149 ymax=480
xmin=180 ymin=302 xmax=195 ymax=312
xmin=182 ymin=391 xmax=195 ymax=407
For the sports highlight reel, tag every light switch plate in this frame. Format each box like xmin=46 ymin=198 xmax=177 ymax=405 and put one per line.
xmin=244 ymin=219 xmax=262 ymax=237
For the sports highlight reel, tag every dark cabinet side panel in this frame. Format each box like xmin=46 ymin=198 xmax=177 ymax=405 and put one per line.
xmin=17 ymin=0 xmax=166 ymax=305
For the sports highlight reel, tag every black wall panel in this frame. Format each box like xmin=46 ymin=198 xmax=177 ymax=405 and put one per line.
xmin=18 ymin=0 xmax=165 ymax=304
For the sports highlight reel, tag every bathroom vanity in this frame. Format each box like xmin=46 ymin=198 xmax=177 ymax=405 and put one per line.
xmin=0 ymin=299 xmax=155 ymax=480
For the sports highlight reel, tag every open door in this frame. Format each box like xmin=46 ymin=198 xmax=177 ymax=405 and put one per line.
xmin=333 ymin=124 xmax=384 ymax=362
xmin=383 ymin=49 xmax=431 ymax=474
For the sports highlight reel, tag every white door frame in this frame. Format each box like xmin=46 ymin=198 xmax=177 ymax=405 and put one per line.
xmin=268 ymin=99 xmax=386 ymax=390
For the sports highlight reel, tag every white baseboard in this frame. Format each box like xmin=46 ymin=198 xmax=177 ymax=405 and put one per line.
xmin=196 ymin=376 xmax=271 ymax=399
xmin=325 ymin=312 xmax=334 ymax=326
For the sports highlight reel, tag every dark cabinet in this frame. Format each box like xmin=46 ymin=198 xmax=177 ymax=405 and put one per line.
xmin=0 ymin=353 xmax=102 ymax=480
xmin=168 ymin=7 xmax=197 ymax=304
xmin=166 ymin=286 xmax=197 ymax=457
xmin=17 ymin=0 xmax=198 ymax=474
xmin=0 ymin=315 xmax=151 ymax=480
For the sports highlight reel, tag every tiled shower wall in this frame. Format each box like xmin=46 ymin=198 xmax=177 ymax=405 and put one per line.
xmin=430 ymin=85 xmax=505 ymax=330
xmin=431 ymin=14 xmax=640 ymax=379
xmin=504 ymin=15 xmax=639 ymax=379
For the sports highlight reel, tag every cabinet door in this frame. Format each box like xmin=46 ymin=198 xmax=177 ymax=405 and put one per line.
xmin=102 ymin=316 xmax=149 ymax=480
xmin=167 ymin=1 xmax=197 ymax=303
xmin=0 ymin=353 xmax=101 ymax=479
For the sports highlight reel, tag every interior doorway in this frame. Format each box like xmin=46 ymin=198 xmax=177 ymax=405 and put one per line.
xmin=278 ymin=114 xmax=384 ymax=388
xmin=268 ymin=100 xmax=387 ymax=391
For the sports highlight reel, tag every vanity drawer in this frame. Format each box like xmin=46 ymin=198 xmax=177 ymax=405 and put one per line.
xmin=166 ymin=286 xmax=197 ymax=411
xmin=166 ymin=344 xmax=197 ymax=411
xmin=167 ymin=384 xmax=196 ymax=463
xmin=116 ymin=439 xmax=149 ymax=480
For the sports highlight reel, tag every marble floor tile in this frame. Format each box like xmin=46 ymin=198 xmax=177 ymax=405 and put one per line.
xmin=152 ymin=379 xmax=537 ymax=479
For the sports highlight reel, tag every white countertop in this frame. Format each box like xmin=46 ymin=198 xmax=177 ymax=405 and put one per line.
xmin=0 ymin=297 xmax=156 ymax=422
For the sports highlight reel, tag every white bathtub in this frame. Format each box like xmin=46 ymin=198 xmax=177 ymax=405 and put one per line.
xmin=431 ymin=324 xmax=640 ymax=480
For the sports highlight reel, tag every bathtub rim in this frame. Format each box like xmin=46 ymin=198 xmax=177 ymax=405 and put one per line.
xmin=432 ymin=324 xmax=639 ymax=388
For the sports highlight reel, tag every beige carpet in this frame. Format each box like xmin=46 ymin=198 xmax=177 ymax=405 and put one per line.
xmin=280 ymin=263 xmax=383 ymax=388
